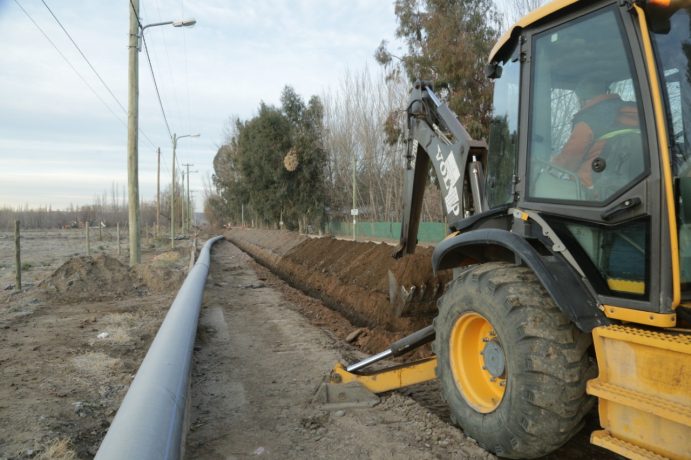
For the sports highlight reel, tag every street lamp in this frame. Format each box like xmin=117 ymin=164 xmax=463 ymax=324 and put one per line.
xmin=138 ymin=19 xmax=197 ymax=50
xmin=127 ymin=0 xmax=196 ymax=266
xmin=171 ymin=133 xmax=200 ymax=248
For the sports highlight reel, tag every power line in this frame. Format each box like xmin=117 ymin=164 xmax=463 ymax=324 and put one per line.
xmin=129 ymin=0 xmax=174 ymax=142
xmin=42 ymin=0 xmax=158 ymax=148
xmin=181 ymin=0 xmax=193 ymax=136
xmin=41 ymin=0 xmax=127 ymax=114
xmin=128 ymin=0 xmax=143 ymax=28
xmin=13 ymin=0 xmax=126 ymax=128
xmin=142 ymin=35 xmax=173 ymax=140
xmin=17 ymin=0 xmax=158 ymax=150
xmin=153 ymin=0 xmax=185 ymax=136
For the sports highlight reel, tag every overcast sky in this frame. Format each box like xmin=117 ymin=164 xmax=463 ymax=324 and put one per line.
xmin=0 ymin=0 xmax=520 ymax=212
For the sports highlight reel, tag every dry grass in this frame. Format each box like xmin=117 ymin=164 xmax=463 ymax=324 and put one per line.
xmin=151 ymin=251 xmax=181 ymax=267
xmin=102 ymin=312 xmax=137 ymax=324
xmin=72 ymin=352 xmax=122 ymax=377
xmin=108 ymin=326 xmax=131 ymax=343
xmin=96 ymin=312 xmax=138 ymax=343
xmin=38 ymin=438 xmax=77 ymax=460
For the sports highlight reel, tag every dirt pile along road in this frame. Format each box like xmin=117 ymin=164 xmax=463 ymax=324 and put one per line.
xmin=37 ymin=253 xmax=185 ymax=304
xmin=226 ymin=228 xmax=450 ymax=356
xmin=0 ymin=241 xmax=191 ymax=459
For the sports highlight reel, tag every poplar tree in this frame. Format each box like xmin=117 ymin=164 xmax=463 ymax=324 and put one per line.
xmin=377 ymin=0 xmax=501 ymax=138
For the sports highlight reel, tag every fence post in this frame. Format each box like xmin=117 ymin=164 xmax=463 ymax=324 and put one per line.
xmin=86 ymin=221 xmax=91 ymax=256
xmin=117 ymin=223 xmax=121 ymax=256
xmin=14 ymin=220 xmax=21 ymax=291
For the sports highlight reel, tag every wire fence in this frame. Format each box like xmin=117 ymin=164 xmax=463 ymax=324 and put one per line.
xmin=325 ymin=220 xmax=447 ymax=243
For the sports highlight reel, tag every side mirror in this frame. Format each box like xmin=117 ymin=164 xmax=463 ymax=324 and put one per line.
xmin=485 ymin=62 xmax=503 ymax=79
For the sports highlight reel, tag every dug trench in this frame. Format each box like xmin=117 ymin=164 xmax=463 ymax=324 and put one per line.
xmin=224 ymin=228 xmax=449 ymax=358
xmin=222 ymin=228 xmax=618 ymax=460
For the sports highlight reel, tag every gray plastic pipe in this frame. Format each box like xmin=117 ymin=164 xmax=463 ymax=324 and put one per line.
xmin=96 ymin=235 xmax=224 ymax=460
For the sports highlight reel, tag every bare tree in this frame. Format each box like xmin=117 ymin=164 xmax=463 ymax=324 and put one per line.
xmin=322 ymin=66 xmax=411 ymax=223
xmin=496 ymin=0 xmax=547 ymax=31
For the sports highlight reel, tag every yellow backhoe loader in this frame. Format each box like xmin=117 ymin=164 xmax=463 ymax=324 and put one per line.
xmin=330 ymin=1 xmax=691 ymax=458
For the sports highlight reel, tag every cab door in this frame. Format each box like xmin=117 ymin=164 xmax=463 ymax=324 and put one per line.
xmin=518 ymin=2 xmax=671 ymax=314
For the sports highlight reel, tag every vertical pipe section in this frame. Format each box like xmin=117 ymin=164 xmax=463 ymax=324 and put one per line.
xmin=96 ymin=235 xmax=224 ymax=460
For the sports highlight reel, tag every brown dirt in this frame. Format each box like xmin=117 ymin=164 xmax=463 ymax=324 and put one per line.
xmin=0 ymin=229 xmax=618 ymax=459
xmin=0 ymin=232 xmax=192 ymax=459
xmin=35 ymin=252 xmax=186 ymax=305
xmin=226 ymin=228 xmax=450 ymax=356
xmin=187 ymin=240 xmax=494 ymax=460
xmin=223 ymin=229 xmax=620 ymax=460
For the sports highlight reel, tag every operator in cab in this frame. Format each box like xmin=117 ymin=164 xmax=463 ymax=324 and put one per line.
xmin=550 ymin=76 xmax=640 ymax=191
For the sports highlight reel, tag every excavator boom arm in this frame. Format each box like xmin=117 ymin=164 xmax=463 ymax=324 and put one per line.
xmin=395 ymin=81 xmax=487 ymax=258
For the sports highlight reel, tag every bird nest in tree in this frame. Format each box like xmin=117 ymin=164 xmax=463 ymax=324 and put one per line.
xmin=283 ymin=148 xmax=299 ymax=172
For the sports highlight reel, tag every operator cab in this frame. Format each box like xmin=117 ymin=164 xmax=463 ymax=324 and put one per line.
xmin=485 ymin=0 xmax=691 ymax=320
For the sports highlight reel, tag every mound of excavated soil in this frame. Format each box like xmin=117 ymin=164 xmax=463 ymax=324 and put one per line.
xmin=38 ymin=253 xmax=186 ymax=304
xmin=226 ymin=229 xmax=451 ymax=340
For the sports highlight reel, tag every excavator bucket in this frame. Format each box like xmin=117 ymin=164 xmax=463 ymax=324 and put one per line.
xmin=587 ymin=325 xmax=691 ymax=459
xmin=387 ymin=269 xmax=442 ymax=318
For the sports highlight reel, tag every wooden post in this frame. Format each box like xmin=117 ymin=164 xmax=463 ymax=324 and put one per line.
xmin=14 ymin=220 xmax=21 ymax=291
xmin=86 ymin=221 xmax=91 ymax=256
xmin=181 ymin=171 xmax=186 ymax=235
xmin=127 ymin=0 xmax=141 ymax=266
xmin=117 ymin=223 xmax=121 ymax=256
xmin=171 ymin=135 xmax=176 ymax=249
xmin=99 ymin=222 xmax=103 ymax=241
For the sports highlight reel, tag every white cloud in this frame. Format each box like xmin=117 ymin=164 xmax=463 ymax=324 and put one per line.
xmin=0 ymin=0 xmax=399 ymax=211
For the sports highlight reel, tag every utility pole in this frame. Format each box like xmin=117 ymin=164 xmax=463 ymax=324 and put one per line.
xmin=183 ymin=163 xmax=195 ymax=233
xmin=171 ymin=134 xmax=177 ymax=248
xmin=171 ymin=134 xmax=200 ymax=244
xmin=127 ymin=0 xmax=141 ymax=266
xmin=14 ymin=220 xmax=21 ymax=291
xmin=181 ymin=170 xmax=186 ymax=234
xmin=156 ymin=147 xmax=160 ymax=238
xmin=127 ymin=12 xmax=196 ymax=254
xmin=189 ymin=191 xmax=196 ymax=228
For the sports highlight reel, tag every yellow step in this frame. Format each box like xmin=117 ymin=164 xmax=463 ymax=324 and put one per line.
xmin=595 ymin=324 xmax=691 ymax=353
xmin=589 ymin=325 xmax=691 ymax=460
xmin=587 ymin=379 xmax=691 ymax=427
xmin=591 ymin=430 xmax=670 ymax=460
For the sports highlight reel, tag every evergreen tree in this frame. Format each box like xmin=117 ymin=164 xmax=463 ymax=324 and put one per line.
xmin=378 ymin=0 xmax=501 ymax=138
xmin=210 ymin=87 xmax=327 ymax=230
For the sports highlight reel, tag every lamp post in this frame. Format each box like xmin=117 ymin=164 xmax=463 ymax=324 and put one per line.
xmin=127 ymin=0 xmax=195 ymax=266
xmin=182 ymin=163 xmax=198 ymax=233
xmin=171 ymin=133 xmax=200 ymax=248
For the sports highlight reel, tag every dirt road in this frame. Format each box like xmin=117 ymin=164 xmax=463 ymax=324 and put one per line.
xmin=0 ymin=231 xmax=618 ymax=459
xmin=193 ymin=234 xmax=619 ymax=460
xmin=186 ymin=240 xmax=493 ymax=459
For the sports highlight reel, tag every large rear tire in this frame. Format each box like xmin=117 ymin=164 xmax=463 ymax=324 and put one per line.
xmin=433 ymin=262 xmax=595 ymax=458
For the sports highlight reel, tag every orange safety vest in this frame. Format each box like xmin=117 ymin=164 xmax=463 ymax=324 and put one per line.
xmin=552 ymin=94 xmax=639 ymax=187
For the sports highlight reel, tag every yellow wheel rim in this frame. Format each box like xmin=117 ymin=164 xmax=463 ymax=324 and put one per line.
xmin=449 ymin=312 xmax=507 ymax=413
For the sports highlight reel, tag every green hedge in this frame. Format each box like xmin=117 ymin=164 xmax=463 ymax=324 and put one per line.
xmin=326 ymin=220 xmax=447 ymax=243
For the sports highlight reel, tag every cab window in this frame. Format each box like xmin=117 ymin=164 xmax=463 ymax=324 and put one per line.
xmin=527 ymin=7 xmax=648 ymax=204
xmin=486 ymin=53 xmax=519 ymax=208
